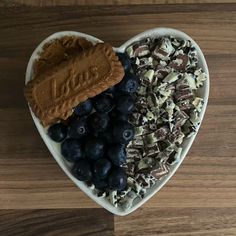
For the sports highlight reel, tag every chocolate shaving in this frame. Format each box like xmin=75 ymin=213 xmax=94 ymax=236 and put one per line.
xmin=150 ymin=162 xmax=169 ymax=180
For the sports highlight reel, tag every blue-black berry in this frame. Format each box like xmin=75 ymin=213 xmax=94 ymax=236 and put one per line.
xmin=61 ymin=138 xmax=83 ymax=162
xmin=48 ymin=123 xmax=67 ymax=142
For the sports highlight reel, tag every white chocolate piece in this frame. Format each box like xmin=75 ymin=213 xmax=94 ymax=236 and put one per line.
xmin=163 ymin=72 xmax=180 ymax=83
xmin=185 ymin=73 xmax=197 ymax=90
xmin=144 ymin=69 xmax=155 ymax=83
xmin=120 ymin=191 xmax=138 ymax=210
xmin=126 ymin=45 xmax=134 ymax=58
xmin=109 ymin=190 xmax=118 ymax=208
xmin=192 ymin=97 xmax=204 ymax=113
xmin=195 ymin=68 xmax=207 ymax=88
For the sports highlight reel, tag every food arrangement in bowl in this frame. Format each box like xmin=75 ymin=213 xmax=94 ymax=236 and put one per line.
xmin=24 ymin=28 xmax=209 ymax=215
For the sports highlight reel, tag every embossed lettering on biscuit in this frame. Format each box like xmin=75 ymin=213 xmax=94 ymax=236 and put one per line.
xmin=24 ymin=43 xmax=125 ymax=126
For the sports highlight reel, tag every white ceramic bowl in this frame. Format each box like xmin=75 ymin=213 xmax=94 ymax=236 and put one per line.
xmin=25 ymin=28 xmax=209 ymax=216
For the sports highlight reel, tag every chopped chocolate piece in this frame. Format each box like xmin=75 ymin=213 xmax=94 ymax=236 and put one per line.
xmin=137 ymin=85 xmax=147 ymax=95
xmin=145 ymin=142 xmax=160 ymax=157
xmin=174 ymin=110 xmax=189 ymax=127
xmin=190 ymin=109 xmax=200 ymax=124
xmin=163 ymin=145 xmax=175 ymax=157
xmin=163 ymin=72 xmax=180 ymax=83
xmin=188 ymin=46 xmax=197 ymax=59
xmin=177 ymin=99 xmax=193 ymax=110
xmin=170 ymin=36 xmax=181 ymax=48
xmin=145 ymin=132 xmax=158 ymax=145
xmin=139 ymin=108 xmax=148 ymax=115
xmin=149 ymin=122 xmax=158 ymax=131
xmin=87 ymin=181 xmax=95 ymax=190
xmin=175 ymin=87 xmax=193 ymax=101
xmin=176 ymin=81 xmax=189 ymax=90
xmin=184 ymin=73 xmax=197 ymax=90
xmin=165 ymin=98 xmax=175 ymax=122
xmin=150 ymin=162 xmax=169 ymax=180
xmin=145 ymin=126 xmax=169 ymax=146
xmin=167 ymin=147 xmax=182 ymax=165
xmin=109 ymin=190 xmax=118 ymax=208
xmin=136 ymin=174 xmax=149 ymax=187
xmin=137 ymin=57 xmax=153 ymax=69
xmin=182 ymin=120 xmax=195 ymax=134
xmin=123 ymin=162 xmax=135 ymax=177
xmin=126 ymin=45 xmax=134 ymax=58
xmin=154 ymin=126 xmax=169 ymax=140
xmin=134 ymin=126 xmax=145 ymax=136
xmin=153 ymin=37 xmax=175 ymax=61
xmin=195 ymin=68 xmax=207 ymax=88
xmin=131 ymin=135 xmax=145 ymax=147
xmin=167 ymin=151 xmax=176 ymax=165
xmin=98 ymin=191 xmax=106 ymax=198
xmin=135 ymin=97 xmax=148 ymax=110
xmin=169 ymin=54 xmax=189 ymax=72
xmin=169 ymin=127 xmax=185 ymax=144
xmin=126 ymin=148 xmax=142 ymax=162
xmin=147 ymin=92 xmax=159 ymax=108
xmin=137 ymin=158 xmax=152 ymax=173
xmin=143 ymin=69 xmax=155 ymax=83
xmin=120 ymin=191 xmax=138 ymax=210
xmin=134 ymin=45 xmax=150 ymax=57
xmin=129 ymin=112 xmax=147 ymax=126
xmin=156 ymin=151 xmax=169 ymax=163
xmin=192 ymin=97 xmax=204 ymax=112
xmin=166 ymin=83 xmax=176 ymax=93
xmin=146 ymin=110 xmax=156 ymax=121
xmin=158 ymin=60 xmax=168 ymax=68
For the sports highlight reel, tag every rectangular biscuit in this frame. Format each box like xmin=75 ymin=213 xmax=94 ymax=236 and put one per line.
xmin=24 ymin=43 xmax=124 ymax=126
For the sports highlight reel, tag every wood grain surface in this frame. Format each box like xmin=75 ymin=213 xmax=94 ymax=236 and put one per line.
xmin=4 ymin=0 xmax=236 ymax=6
xmin=0 ymin=1 xmax=236 ymax=236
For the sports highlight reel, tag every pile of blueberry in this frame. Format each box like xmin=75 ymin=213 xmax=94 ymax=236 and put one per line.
xmin=47 ymin=52 xmax=139 ymax=192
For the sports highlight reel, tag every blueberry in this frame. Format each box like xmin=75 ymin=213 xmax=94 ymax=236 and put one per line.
xmin=61 ymin=138 xmax=83 ymax=162
xmin=98 ymin=129 xmax=114 ymax=145
xmin=93 ymin=158 xmax=112 ymax=179
xmin=104 ymin=86 xmax=116 ymax=95
xmin=117 ymin=72 xmax=139 ymax=93
xmin=92 ymin=94 xmax=113 ymax=113
xmin=88 ymin=112 xmax=110 ymax=133
xmin=107 ymin=144 xmax=126 ymax=166
xmin=85 ymin=138 xmax=104 ymax=160
xmin=110 ymin=109 xmax=129 ymax=122
xmin=92 ymin=178 xmax=108 ymax=191
xmin=68 ymin=117 xmax=89 ymax=138
xmin=108 ymin=167 xmax=127 ymax=190
xmin=112 ymin=121 xmax=135 ymax=144
xmin=74 ymin=99 xmax=93 ymax=117
xmin=117 ymin=52 xmax=131 ymax=71
xmin=72 ymin=159 xmax=92 ymax=181
xmin=48 ymin=123 xmax=67 ymax=142
xmin=115 ymin=93 xmax=134 ymax=114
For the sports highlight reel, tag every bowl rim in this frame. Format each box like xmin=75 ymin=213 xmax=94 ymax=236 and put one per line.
xmin=25 ymin=28 xmax=209 ymax=216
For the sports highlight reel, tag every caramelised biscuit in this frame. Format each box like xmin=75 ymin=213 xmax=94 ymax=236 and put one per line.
xmin=34 ymin=36 xmax=94 ymax=77
xmin=24 ymin=43 xmax=124 ymax=126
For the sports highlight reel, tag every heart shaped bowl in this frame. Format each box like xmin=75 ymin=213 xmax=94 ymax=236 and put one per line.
xmin=25 ymin=28 xmax=209 ymax=216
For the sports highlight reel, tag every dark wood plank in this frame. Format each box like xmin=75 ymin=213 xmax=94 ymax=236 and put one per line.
xmin=0 ymin=209 xmax=114 ymax=236
xmin=4 ymin=0 xmax=236 ymax=7
xmin=115 ymin=208 xmax=236 ymax=236
xmin=0 ymin=4 xmax=236 ymax=57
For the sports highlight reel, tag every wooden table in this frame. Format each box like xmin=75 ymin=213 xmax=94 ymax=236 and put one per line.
xmin=0 ymin=1 xmax=236 ymax=235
